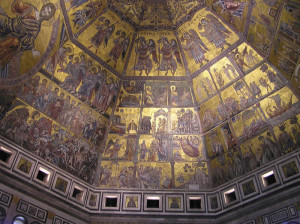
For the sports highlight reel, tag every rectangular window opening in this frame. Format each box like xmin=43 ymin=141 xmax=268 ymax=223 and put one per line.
xmin=262 ymin=171 xmax=276 ymax=187
xmin=36 ymin=168 xmax=50 ymax=183
xmin=146 ymin=196 xmax=160 ymax=208
xmin=224 ymin=188 xmax=236 ymax=204
xmin=105 ymin=197 xmax=118 ymax=207
xmin=189 ymin=197 xmax=202 ymax=209
xmin=72 ymin=187 xmax=84 ymax=201
xmin=0 ymin=147 xmax=12 ymax=163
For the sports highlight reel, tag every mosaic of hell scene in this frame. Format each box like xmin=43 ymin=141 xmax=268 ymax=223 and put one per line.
xmin=0 ymin=99 xmax=98 ymax=184
xmin=0 ymin=52 xmax=118 ymax=183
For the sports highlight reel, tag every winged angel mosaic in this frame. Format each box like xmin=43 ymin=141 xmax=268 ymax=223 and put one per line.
xmin=88 ymin=17 xmax=131 ymax=68
xmin=132 ymin=36 xmax=182 ymax=76
xmin=181 ymin=14 xmax=232 ymax=66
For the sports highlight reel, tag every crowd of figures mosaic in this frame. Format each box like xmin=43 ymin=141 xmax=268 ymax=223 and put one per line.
xmin=0 ymin=0 xmax=299 ymax=190
xmin=100 ymin=49 xmax=299 ymax=188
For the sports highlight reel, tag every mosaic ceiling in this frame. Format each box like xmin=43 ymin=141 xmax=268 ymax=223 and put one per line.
xmin=0 ymin=0 xmax=299 ymax=190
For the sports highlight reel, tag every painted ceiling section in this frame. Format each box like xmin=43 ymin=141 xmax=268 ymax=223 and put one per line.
xmin=108 ymin=0 xmax=206 ymax=30
xmin=0 ymin=0 xmax=299 ymax=190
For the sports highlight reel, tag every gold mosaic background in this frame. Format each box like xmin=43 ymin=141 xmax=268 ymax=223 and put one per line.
xmin=0 ymin=0 xmax=299 ymax=189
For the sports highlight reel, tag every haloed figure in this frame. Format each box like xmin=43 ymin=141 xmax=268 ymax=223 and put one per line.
xmin=156 ymin=37 xmax=182 ymax=76
xmin=181 ymin=30 xmax=209 ymax=67
xmin=199 ymin=14 xmax=231 ymax=51
xmin=0 ymin=1 xmax=56 ymax=70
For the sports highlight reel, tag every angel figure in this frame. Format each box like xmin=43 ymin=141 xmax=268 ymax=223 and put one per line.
xmin=198 ymin=14 xmax=231 ymax=51
xmin=106 ymin=31 xmax=131 ymax=68
xmin=181 ymin=30 xmax=209 ymax=66
xmin=89 ymin=18 xmax=116 ymax=54
xmin=132 ymin=37 xmax=158 ymax=76
xmin=156 ymin=37 xmax=182 ymax=76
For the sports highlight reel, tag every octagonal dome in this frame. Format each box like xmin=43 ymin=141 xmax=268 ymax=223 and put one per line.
xmin=0 ymin=0 xmax=299 ymax=194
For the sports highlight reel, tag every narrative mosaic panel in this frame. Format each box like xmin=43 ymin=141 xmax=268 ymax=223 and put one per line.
xmin=0 ymin=0 xmax=299 ymax=191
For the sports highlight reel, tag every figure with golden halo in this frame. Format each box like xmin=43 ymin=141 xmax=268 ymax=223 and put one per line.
xmin=89 ymin=18 xmax=116 ymax=54
xmin=156 ymin=37 xmax=182 ymax=76
xmin=106 ymin=30 xmax=131 ymax=68
xmin=132 ymin=36 xmax=158 ymax=76
xmin=0 ymin=0 xmax=56 ymax=71
xmin=198 ymin=14 xmax=231 ymax=51
xmin=181 ymin=30 xmax=209 ymax=66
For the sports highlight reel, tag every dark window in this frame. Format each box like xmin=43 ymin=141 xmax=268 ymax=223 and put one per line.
xmin=225 ymin=191 xmax=236 ymax=203
xmin=263 ymin=174 xmax=276 ymax=186
xmin=0 ymin=150 xmax=11 ymax=163
xmin=36 ymin=170 xmax=48 ymax=182
xmin=105 ymin=198 xmax=118 ymax=207
xmin=147 ymin=199 xmax=159 ymax=208
xmin=72 ymin=188 xmax=83 ymax=200
xmin=190 ymin=199 xmax=201 ymax=209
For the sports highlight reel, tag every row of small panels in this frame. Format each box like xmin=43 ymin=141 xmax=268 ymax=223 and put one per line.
xmin=0 ymin=138 xmax=300 ymax=215
xmin=0 ymin=190 xmax=76 ymax=224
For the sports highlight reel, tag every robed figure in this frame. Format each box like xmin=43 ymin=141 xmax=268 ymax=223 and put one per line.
xmin=0 ymin=0 xmax=56 ymax=70
xmin=107 ymin=30 xmax=130 ymax=67
xmin=156 ymin=37 xmax=182 ymax=76
xmin=181 ymin=29 xmax=209 ymax=66
xmin=198 ymin=14 xmax=231 ymax=51
xmin=132 ymin=36 xmax=158 ymax=76
xmin=89 ymin=18 xmax=115 ymax=54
